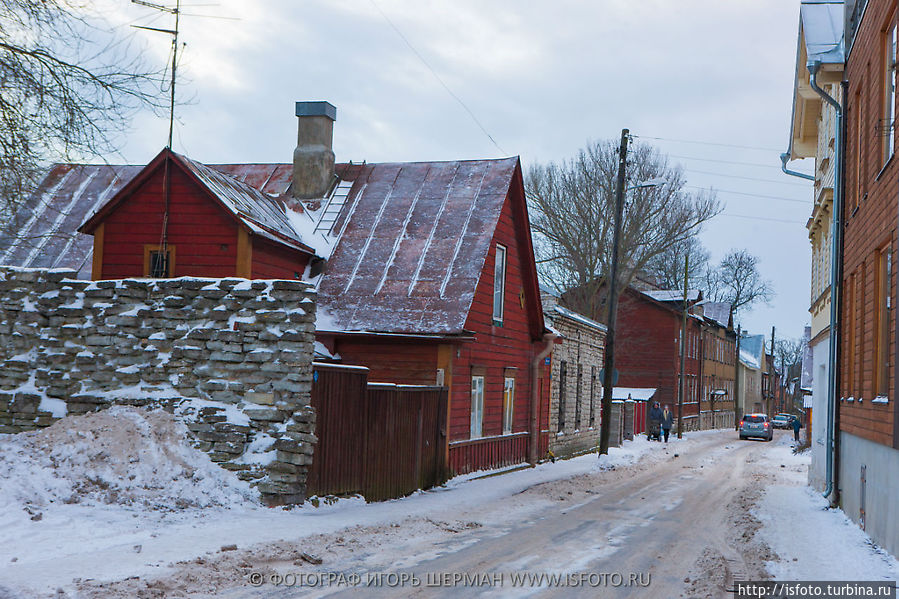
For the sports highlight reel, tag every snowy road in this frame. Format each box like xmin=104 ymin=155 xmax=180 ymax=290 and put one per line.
xmin=218 ymin=432 xmax=793 ymax=599
xmin=6 ymin=427 xmax=897 ymax=598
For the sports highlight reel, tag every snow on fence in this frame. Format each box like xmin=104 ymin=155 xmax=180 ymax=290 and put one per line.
xmin=0 ymin=267 xmax=317 ymax=506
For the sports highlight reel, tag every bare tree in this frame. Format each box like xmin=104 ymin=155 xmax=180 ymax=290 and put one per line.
xmin=0 ymin=0 xmax=163 ymax=226
xmin=774 ymin=337 xmax=806 ymax=378
xmin=642 ymin=235 xmax=710 ymax=291
xmin=526 ymin=139 xmax=720 ymax=321
xmin=704 ymin=249 xmax=774 ymax=316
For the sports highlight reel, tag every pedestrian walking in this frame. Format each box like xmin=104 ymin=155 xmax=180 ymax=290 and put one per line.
xmin=661 ymin=404 xmax=674 ymax=443
xmin=648 ymin=402 xmax=663 ymax=441
xmin=792 ymin=415 xmax=801 ymax=443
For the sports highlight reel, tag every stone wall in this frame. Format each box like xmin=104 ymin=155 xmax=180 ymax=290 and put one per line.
xmin=545 ymin=305 xmax=606 ymax=458
xmin=0 ymin=267 xmax=317 ymax=505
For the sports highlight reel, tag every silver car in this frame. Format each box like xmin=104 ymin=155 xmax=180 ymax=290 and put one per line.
xmin=739 ymin=413 xmax=773 ymax=441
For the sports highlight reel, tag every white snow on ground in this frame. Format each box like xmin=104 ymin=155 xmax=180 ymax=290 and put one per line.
xmin=0 ymin=406 xmax=255 ymax=510
xmin=754 ymin=434 xmax=899 ymax=582
xmin=0 ymin=427 xmax=689 ymax=596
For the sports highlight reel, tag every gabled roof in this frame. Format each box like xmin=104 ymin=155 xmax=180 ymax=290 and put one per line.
xmin=547 ymin=305 xmax=607 ymax=333
xmin=786 ymin=0 xmax=845 ymax=160
xmin=78 ymin=149 xmax=316 ymax=255
xmin=643 ymin=289 xmax=701 ymax=303
xmin=316 ymin=157 xmax=532 ymax=335
xmin=0 ymin=163 xmax=143 ymax=278
xmin=2 ymin=152 xmax=540 ymax=337
xmin=697 ymin=300 xmax=733 ymax=329
xmin=739 ymin=334 xmax=766 ymax=370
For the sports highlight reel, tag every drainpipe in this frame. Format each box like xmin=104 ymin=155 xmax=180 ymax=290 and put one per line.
xmin=530 ymin=332 xmax=557 ymax=465
xmin=807 ymin=60 xmax=842 ymax=505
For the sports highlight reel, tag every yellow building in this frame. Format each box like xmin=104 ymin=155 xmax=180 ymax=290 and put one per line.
xmin=783 ymin=0 xmax=844 ymax=491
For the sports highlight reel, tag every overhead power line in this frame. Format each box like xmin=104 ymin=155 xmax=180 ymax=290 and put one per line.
xmin=669 ymin=154 xmax=812 ymax=173
xmin=684 ymin=168 xmax=812 ymax=187
xmin=634 ymin=135 xmax=782 ymax=153
xmin=719 ymin=213 xmax=805 ymax=224
xmin=686 ymin=186 xmax=813 ymax=205
xmin=369 ymin=0 xmax=506 ymax=155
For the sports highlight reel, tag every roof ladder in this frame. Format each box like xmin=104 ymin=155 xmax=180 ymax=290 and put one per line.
xmin=314 ymin=178 xmax=354 ymax=235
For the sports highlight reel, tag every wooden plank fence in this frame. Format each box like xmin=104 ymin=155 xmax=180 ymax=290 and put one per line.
xmin=307 ymin=363 xmax=448 ymax=502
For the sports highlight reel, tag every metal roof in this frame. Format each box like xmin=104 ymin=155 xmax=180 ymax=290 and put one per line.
xmin=1 ymin=154 xmax=526 ymax=336
xmin=643 ymin=289 xmax=701 ymax=303
xmin=316 ymin=157 xmax=521 ymax=335
xmin=698 ymin=301 xmax=732 ymax=328
xmin=800 ymin=0 xmax=845 ymax=66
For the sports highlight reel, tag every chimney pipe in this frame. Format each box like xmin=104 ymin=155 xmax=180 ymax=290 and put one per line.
xmin=292 ymin=101 xmax=336 ymax=199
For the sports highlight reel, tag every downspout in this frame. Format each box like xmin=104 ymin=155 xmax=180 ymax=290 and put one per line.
xmin=530 ymin=332 xmax=557 ymax=465
xmin=807 ymin=60 xmax=843 ymax=505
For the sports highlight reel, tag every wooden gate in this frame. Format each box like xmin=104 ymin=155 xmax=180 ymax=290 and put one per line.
xmin=307 ymin=363 xmax=448 ymax=502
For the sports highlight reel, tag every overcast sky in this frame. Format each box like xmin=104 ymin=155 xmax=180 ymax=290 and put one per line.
xmin=100 ymin=0 xmax=813 ymax=341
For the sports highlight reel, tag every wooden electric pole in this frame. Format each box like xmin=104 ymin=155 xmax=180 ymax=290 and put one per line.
xmin=678 ymin=254 xmax=688 ymax=439
xmin=599 ymin=128 xmax=629 ymax=457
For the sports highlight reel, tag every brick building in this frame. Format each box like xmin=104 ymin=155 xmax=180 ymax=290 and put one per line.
xmin=839 ymin=0 xmax=899 ymax=555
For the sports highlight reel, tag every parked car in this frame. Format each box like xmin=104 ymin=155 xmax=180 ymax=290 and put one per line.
xmin=771 ymin=414 xmax=791 ymax=429
xmin=739 ymin=413 xmax=773 ymax=441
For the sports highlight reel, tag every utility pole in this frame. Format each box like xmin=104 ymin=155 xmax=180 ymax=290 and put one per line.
xmin=599 ymin=128 xmax=629 ymax=456
xmin=734 ymin=324 xmax=741 ymax=430
xmin=678 ymin=254 xmax=688 ymax=439
xmin=768 ymin=326 xmax=775 ymax=415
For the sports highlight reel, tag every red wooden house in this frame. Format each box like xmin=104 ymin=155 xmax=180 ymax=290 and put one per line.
xmin=7 ymin=102 xmax=553 ymax=476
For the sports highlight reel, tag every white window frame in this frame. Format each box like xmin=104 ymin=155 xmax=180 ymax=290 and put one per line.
xmin=502 ymin=377 xmax=514 ymax=434
xmin=470 ymin=375 xmax=485 ymax=438
xmin=493 ymin=244 xmax=506 ymax=324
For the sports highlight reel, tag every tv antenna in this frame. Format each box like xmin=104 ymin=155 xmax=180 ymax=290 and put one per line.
xmin=131 ymin=0 xmax=181 ymax=149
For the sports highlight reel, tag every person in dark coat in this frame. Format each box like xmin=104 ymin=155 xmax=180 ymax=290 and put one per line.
xmin=792 ymin=415 xmax=801 ymax=443
xmin=648 ymin=402 xmax=663 ymax=441
xmin=661 ymin=405 xmax=674 ymax=443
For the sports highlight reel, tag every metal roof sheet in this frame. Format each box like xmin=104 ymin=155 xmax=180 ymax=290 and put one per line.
xmin=643 ymin=289 xmax=700 ymax=302
xmin=1 ymin=154 xmax=523 ymax=336
xmin=316 ymin=157 xmax=520 ymax=334
xmin=800 ymin=0 xmax=845 ymax=66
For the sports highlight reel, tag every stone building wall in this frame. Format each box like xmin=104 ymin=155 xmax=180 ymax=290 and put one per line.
xmin=0 ymin=267 xmax=316 ymax=505
xmin=546 ymin=310 xmax=606 ymax=458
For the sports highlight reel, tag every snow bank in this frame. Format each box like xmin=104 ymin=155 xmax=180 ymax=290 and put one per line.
xmin=0 ymin=406 xmax=256 ymax=511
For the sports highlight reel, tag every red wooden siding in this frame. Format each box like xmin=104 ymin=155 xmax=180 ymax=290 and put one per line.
xmin=331 ymin=339 xmax=440 ymax=385
xmin=99 ymin=167 xmax=239 ymax=279
xmin=251 ymin=236 xmax=309 ymax=279
xmin=448 ymin=187 xmax=543 ymax=474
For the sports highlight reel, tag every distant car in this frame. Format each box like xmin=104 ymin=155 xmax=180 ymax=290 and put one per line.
xmin=771 ymin=414 xmax=791 ymax=429
xmin=739 ymin=413 xmax=773 ymax=441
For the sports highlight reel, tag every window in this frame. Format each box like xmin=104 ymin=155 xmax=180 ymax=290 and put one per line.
xmin=493 ymin=245 xmax=506 ymax=324
xmin=875 ymin=245 xmax=892 ymax=396
xmin=470 ymin=375 xmax=484 ymax=438
xmin=143 ymin=245 xmax=175 ymax=278
xmin=557 ymin=361 xmax=567 ymax=431
xmin=502 ymin=377 xmax=514 ymax=435
xmin=574 ymin=364 xmax=583 ymax=429
xmin=884 ymin=21 xmax=897 ymax=163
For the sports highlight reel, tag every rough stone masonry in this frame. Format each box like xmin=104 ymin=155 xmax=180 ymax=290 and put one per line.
xmin=0 ymin=267 xmax=317 ymax=506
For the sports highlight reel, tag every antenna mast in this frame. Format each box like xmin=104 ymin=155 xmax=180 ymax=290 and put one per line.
xmin=132 ymin=0 xmax=181 ymax=148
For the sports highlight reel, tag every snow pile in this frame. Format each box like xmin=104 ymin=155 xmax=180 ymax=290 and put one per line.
xmin=0 ymin=406 xmax=257 ymax=511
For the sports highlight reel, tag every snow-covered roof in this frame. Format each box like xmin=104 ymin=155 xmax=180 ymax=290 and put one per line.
xmin=739 ymin=334 xmax=766 ymax=370
xmin=800 ymin=0 xmax=845 ymax=66
xmin=177 ymin=153 xmax=315 ymax=254
xmin=550 ymin=305 xmax=607 ymax=332
xmin=612 ymin=387 xmax=656 ymax=401
xmin=698 ymin=301 xmax=731 ymax=328
xmin=643 ymin=289 xmax=700 ymax=303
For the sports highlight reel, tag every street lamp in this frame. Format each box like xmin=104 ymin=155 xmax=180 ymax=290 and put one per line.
xmin=599 ymin=129 xmax=665 ymax=456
